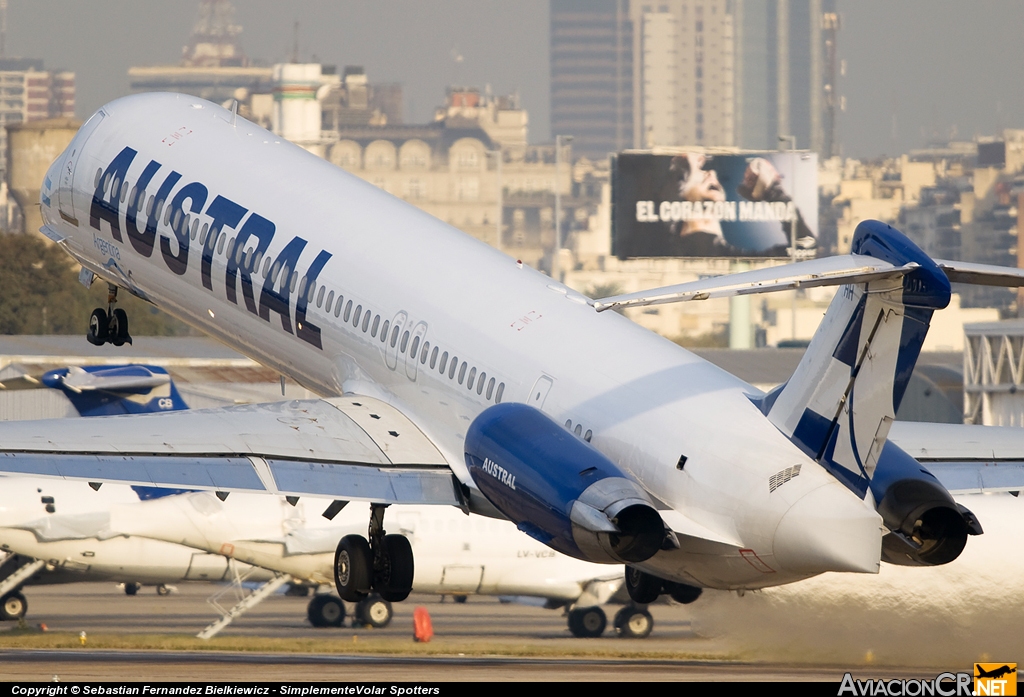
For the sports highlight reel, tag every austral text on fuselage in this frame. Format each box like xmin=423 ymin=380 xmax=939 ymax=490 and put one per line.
xmin=89 ymin=145 xmax=331 ymax=350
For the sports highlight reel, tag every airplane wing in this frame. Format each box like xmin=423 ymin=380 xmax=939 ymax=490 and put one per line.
xmin=887 ymin=422 xmax=1024 ymax=494
xmin=0 ymin=397 xmax=463 ymax=507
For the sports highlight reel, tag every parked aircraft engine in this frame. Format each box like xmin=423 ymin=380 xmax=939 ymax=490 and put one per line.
xmin=871 ymin=441 xmax=982 ymax=566
xmin=466 ymin=403 xmax=666 ymax=564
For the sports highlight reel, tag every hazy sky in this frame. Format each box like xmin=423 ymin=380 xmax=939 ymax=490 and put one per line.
xmin=6 ymin=0 xmax=1024 ymax=158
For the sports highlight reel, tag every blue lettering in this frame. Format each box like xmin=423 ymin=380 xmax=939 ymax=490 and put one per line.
xmin=161 ymin=182 xmax=208 ymax=276
xmin=296 ymin=250 xmax=332 ymax=349
xmin=89 ymin=146 xmax=137 ymax=242
xmin=125 ymin=160 xmax=162 ymax=257
xmin=227 ymin=213 xmax=275 ymax=313
xmin=201 ymin=196 xmax=247 ymax=291
xmin=258 ymin=236 xmax=307 ymax=334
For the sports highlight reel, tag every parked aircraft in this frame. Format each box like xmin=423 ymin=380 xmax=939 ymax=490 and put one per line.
xmin=0 ymin=368 xmax=644 ymax=636
xmin=2 ymin=93 xmax=1022 ymax=613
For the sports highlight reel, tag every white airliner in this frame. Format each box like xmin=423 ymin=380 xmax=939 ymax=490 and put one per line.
xmin=1 ymin=92 xmax=1022 ymax=611
xmin=106 ymin=490 xmax=636 ymax=636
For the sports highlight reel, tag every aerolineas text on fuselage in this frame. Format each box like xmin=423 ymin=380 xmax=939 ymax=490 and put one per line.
xmin=34 ymin=93 xmax=987 ymax=606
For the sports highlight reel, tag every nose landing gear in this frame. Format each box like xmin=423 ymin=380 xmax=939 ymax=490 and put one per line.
xmin=87 ymin=284 xmax=131 ymax=347
xmin=334 ymin=504 xmax=414 ymax=604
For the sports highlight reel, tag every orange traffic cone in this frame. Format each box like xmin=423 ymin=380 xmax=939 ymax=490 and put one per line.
xmin=413 ymin=606 xmax=433 ymax=643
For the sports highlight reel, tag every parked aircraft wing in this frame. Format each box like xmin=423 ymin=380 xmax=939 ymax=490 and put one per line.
xmin=0 ymin=397 xmax=462 ymax=506
xmin=593 ymin=254 xmax=911 ymax=312
xmin=888 ymin=422 xmax=1024 ymax=494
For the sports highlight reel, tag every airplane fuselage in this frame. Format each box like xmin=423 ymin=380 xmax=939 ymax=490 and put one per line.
xmin=40 ymin=93 xmax=882 ymax=590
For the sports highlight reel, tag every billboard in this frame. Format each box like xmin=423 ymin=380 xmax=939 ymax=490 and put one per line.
xmin=612 ymin=151 xmax=818 ymax=258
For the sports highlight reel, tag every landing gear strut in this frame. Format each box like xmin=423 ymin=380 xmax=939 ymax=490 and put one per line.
xmin=625 ymin=565 xmax=703 ymax=605
xmin=334 ymin=504 xmax=414 ymax=604
xmin=87 ymin=284 xmax=131 ymax=347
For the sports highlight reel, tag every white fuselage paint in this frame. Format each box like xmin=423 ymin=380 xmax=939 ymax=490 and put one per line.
xmin=40 ymin=94 xmax=883 ymax=590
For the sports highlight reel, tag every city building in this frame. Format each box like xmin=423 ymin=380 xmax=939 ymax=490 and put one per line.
xmin=0 ymin=58 xmax=75 ymax=232
xmin=127 ymin=0 xmax=272 ymax=108
xmin=733 ymin=0 xmax=836 ymax=154
xmin=549 ymin=0 xmax=634 ymax=159
xmin=631 ymin=0 xmax=735 ymax=148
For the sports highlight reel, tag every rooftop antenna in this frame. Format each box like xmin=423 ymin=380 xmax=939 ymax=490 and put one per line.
xmin=0 ymin=0 xmax=8 ymax=59
xmin=292 ymin=19 xmax=299 ymax=63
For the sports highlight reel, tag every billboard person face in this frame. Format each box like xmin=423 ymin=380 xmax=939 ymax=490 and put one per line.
xmin=670 ymin=153 xmax=726 ymax=241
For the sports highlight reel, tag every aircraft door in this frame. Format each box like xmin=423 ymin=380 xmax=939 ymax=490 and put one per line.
xmin=439 ymin=565 xmax=483 ymax=593
xmin=57 ymin=109 xmax=106 ymax=226
xmin=528 ymin=375 xmax=554 ymax=411
xmin=384 ymin=311 xmax=408 ymax=370
xmin=184 ymin=552 xmax=231 ymax=581
xmin=404 ymin=322 xmax=428 ymax=381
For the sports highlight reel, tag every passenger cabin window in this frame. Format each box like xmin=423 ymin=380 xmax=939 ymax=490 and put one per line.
xmin=335 ymin=297 xmax=344 ymax=317
xmin=325 ymin=291 xmax=334 ymax=312
xmin=353 ymin=305 xmax=362 ymax=326
xmin=371 ymin=315 xmax=380 ymax=337
xmin=448 ymin=356 xmax=458 ymax=379
xmin=486 ymin=378 xmax=495 ymax=399
xmin=343 ymin=300 xmax=352 ymax=322
xmin=400 ymin=331 xmax=410 ymax=353
xmin=420 ymin=342 xmax=429 ymax=364
xmin=361 ymin=312 xmax=371 ymax=332
xmin=467 ymin=367 xmax=476 ymax=390
xmin=458 ymin=362 xmax=467 ymax=384
xmin=477 ymin=372 xmax=486 ymax=395
xmin=410 ymin=336 xmax=421 ymax=360
xmin=495 ymin=383 xmax=505 ymax=402
xmin=439 ymin=351 xmax=448 ymax=372
xmin=380 ymin=320 xmax=389 ymax=341
xmin=390 ymin=326 xmax=400 ymax=348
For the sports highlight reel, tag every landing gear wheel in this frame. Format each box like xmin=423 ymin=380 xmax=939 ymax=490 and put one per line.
xmin=156 ymin=584 xmax=170 ymax=596
xmin=355 ymin=594 xmax=393 ymax=629
xmin=124 ymin=582 xmax=141 ymax=596
xmin=109 ymin=308 xmax=131 ymax=346
xmin=87 ymin=308 xmax=108 ymax=346
xmin=625 ymin=566 xmax=662 ymax=604
xmin=307 ymin=594 xmax=345 ymax=628
xmin=376 ymin=534 xmax=414 ymax=602
xmin=335 ymin=534 xmax=372 ymax=602
xmin=614 ymin=606 xmax=653 ymax=638
xmin=568 ymin=606 xmax=606 ymax=638
xmin=664 ymin=582 xmax=703 ymax=605
xmin=0 ymin=591 xmax=27 ymax=621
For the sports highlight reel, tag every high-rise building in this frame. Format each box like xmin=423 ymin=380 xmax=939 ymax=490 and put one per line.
xmin=128 ymin=0 xmax=272 ymax=106
xmin=734 ymin=0 xmax=835 ymax=153
xmin=631 ymin=0 xmax=735 ymax=148
xmin=549 ymin=0 xmax=634 ymax=160
xmin=0 ymin=58 xmax=75 ymax=186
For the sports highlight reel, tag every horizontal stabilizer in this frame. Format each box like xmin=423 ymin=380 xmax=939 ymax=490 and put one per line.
xmin=593 ymin=254 xmax=913 ymax=312
xmin=935 ymin=259 xmax=1024 ymax=287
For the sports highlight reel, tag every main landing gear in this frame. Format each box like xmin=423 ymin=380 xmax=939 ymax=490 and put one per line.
xmin=87 ymin=283 xmax=132 ymax=347
xmin=624 ymin=565 xmax=703 ymax=605
xmin=334 ymin=504 xmax=414 ymax=604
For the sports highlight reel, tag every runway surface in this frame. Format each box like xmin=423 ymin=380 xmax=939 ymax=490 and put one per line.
xmin=0 ymin=582 xmax=955 ymax=681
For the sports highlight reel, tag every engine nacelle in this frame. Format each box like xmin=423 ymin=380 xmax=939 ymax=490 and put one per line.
xmin=871 ymin=440 xmax=982 ymax=566
xmin=465 ymin=403 xmax=665 ymax=564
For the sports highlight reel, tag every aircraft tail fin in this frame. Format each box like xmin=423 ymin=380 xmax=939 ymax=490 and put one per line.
xmin=763 ymin=221 xmax=951 ymax=497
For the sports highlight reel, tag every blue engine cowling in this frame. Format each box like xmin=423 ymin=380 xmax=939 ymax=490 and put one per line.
xmin=871 ymin=440 xmax=982 ymax=566
xmin=465 ymin=403 xmax=666 ymax=564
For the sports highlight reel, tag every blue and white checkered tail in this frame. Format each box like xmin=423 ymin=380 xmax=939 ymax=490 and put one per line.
xmin=764 ymin=221 xmax=951 ymax=498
